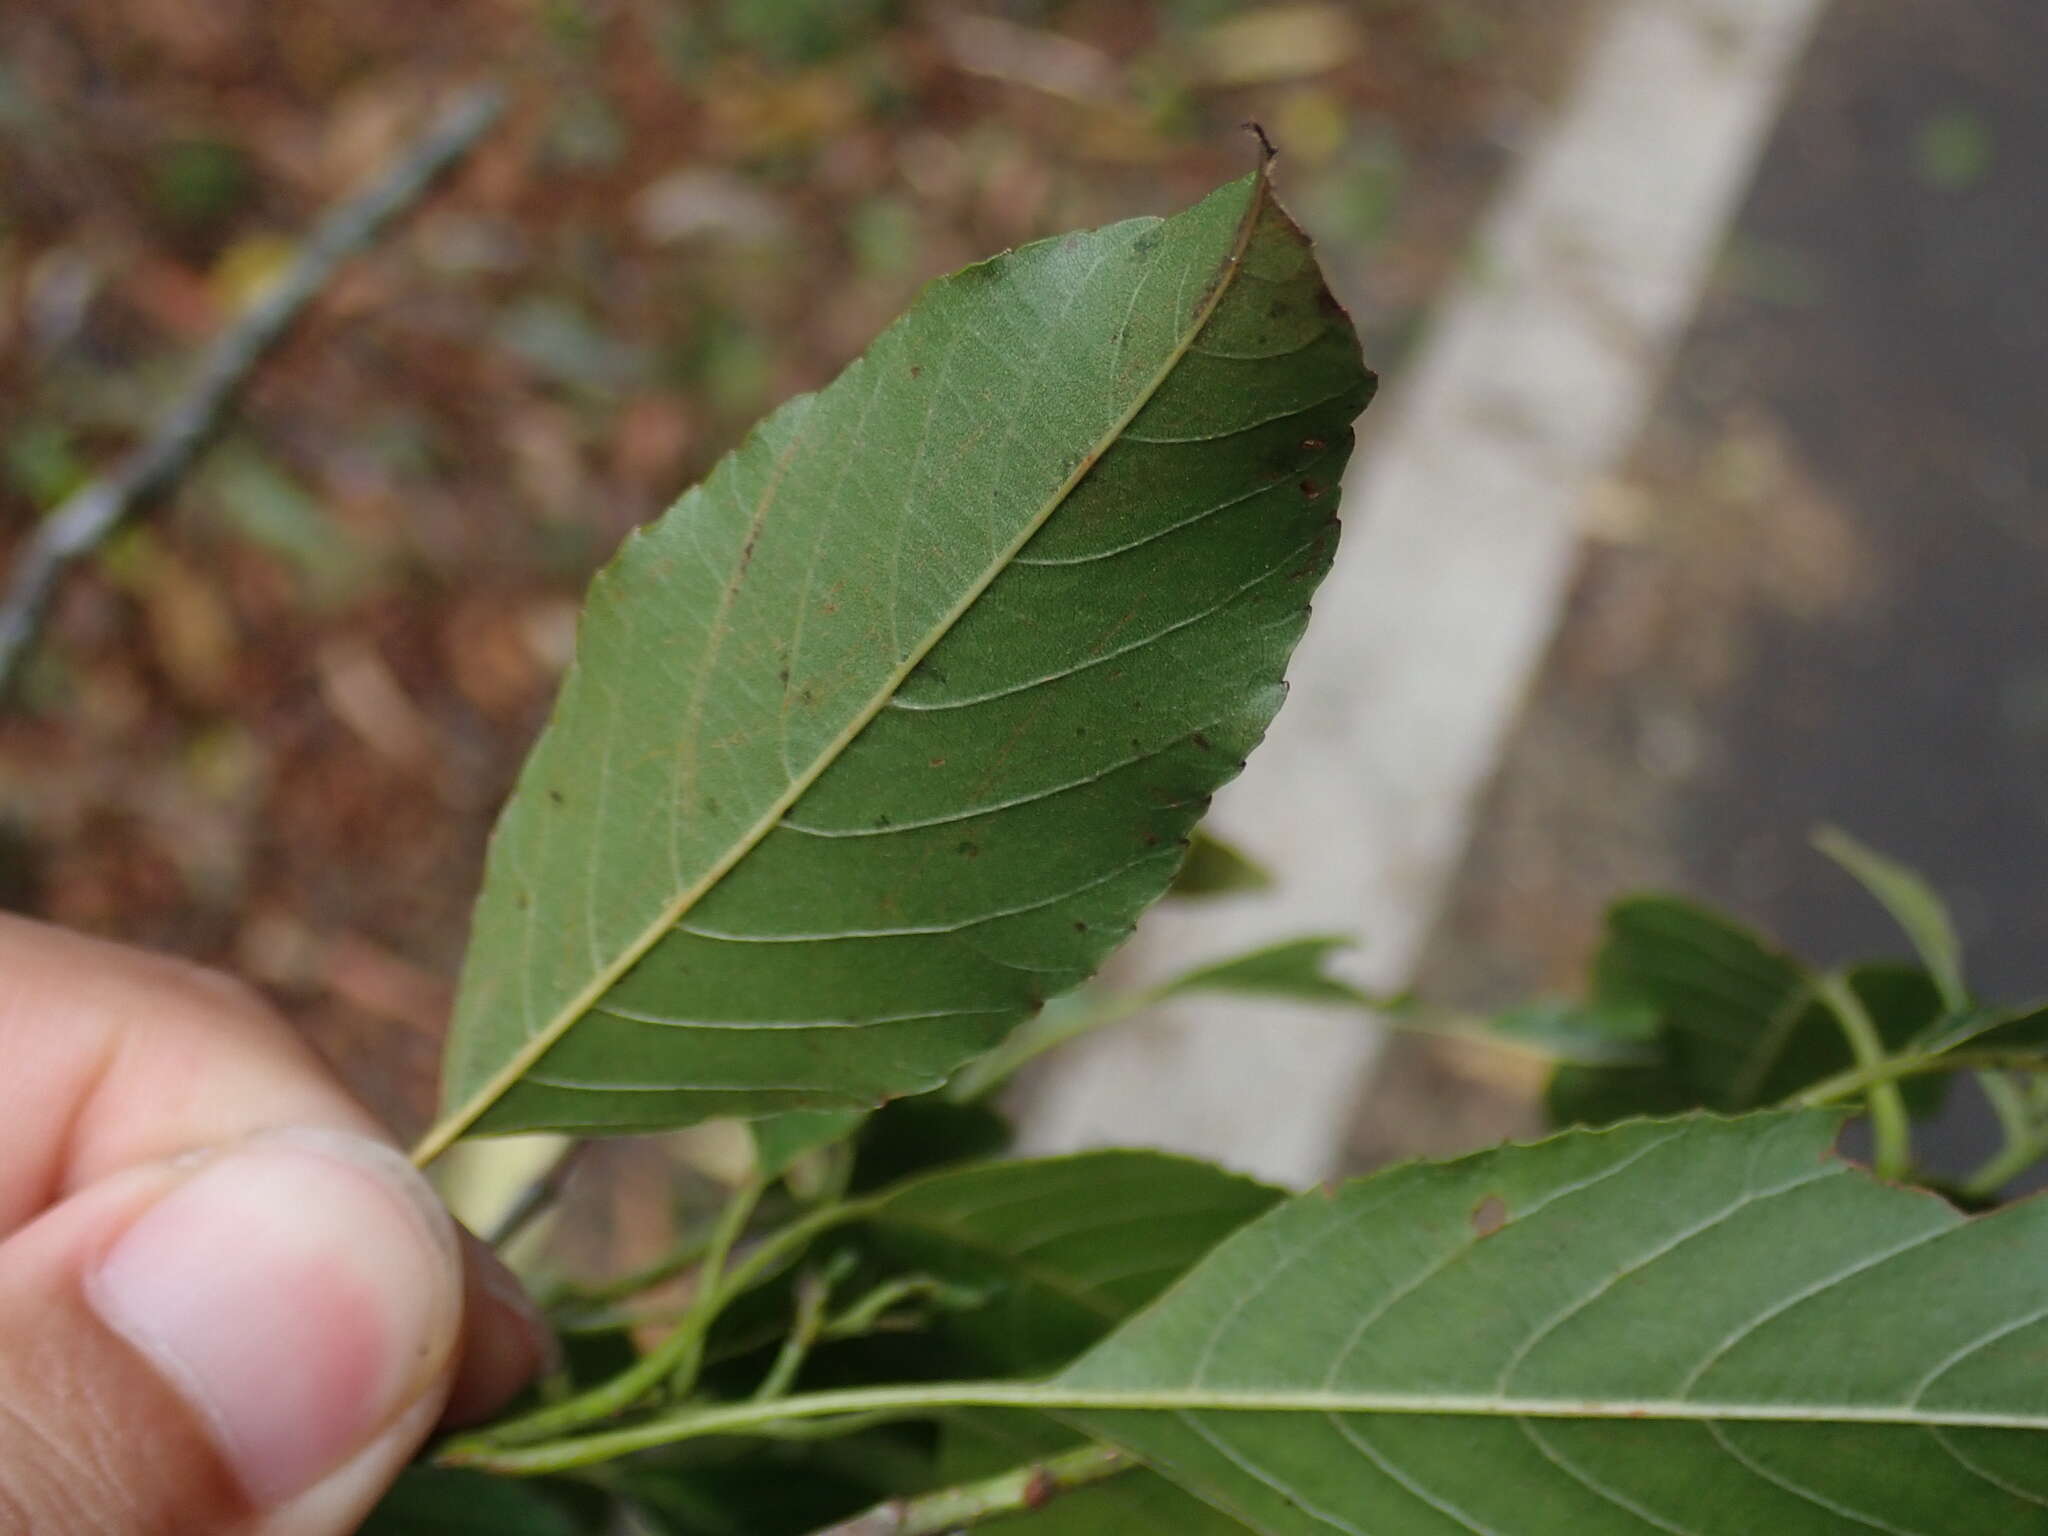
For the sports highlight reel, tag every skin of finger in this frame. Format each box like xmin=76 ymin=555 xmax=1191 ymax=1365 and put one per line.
xmin=0 ymin=1161 xmax=264 ymax=1532
xmin=0 ymin=913 xmax=387 ymax=1234
xmin=0 ymin=915 xmax=548 ymax=1434
xmin=0 ymin=1156 xmax=461 ymax=1535
xmin=445 ymin=1229 xmax=554 ymax=1428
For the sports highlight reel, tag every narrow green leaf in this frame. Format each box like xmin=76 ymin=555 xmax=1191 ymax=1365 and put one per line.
xmin=361 ymin=1466 xmax=599 ymax=1535
xmin=1155 ymin=935 xmax=1370 ymax=1007
xmin=1815 ymin=825 xmax=1968 ymax=1012
xmin=421 ymin=168 xmax=1373 ymax=1156
xmin=750 ymin=1109 xmax=867 ymax=1179
xmin=1168 ymin=829 xmax=1274 ymax=899
xmin=1486 ymin=998 xmax=1661 ymax=1064
xmin=1050 ymin=1112 xmax=2048 ymax=1533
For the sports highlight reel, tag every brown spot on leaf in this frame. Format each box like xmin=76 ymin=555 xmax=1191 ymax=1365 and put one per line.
xmin=957 ymin=840 xmax=980 ymax=858
xmin=928 ymin=756 xmax=946 ymax=768
xmin=1300 ymin=478 xmax=1324 ymax=499
xmin=1471 ymin=1195 xmax=1509 ymax=1237
xmin=1024 ymin=1468 xmax=1057 ymax=1509
xmin=910 ymin=364 xmax=923 ymax=379
xmin=1301 ymin=437 xmax=1326 ymax=453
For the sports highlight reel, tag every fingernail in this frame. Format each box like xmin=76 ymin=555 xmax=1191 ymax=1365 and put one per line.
xmin=86 ymin=1129 xmax=461 ymax=1506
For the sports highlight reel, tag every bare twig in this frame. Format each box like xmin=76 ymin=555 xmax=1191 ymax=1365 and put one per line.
xmin=804 ymin=1444 xmax=1131 ymax=1536
xmin=0 ymin=84 xmax=505 ymax=692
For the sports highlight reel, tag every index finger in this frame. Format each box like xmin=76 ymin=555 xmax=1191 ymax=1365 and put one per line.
xmin=0 ymin=912 xmax=387 ymax=1237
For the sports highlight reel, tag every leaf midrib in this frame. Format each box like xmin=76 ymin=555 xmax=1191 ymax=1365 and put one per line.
xmin=414 ymin=173 xmax=1275 ymax=1163
xmin=467 ymin=1379 xmax=2048 ymax=1476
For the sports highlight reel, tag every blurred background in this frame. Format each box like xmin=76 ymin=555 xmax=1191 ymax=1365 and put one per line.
xmin=0 ymin=0 xmax=2041 ymax=1183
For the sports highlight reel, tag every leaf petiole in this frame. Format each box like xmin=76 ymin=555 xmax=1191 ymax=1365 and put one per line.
xmin=1792 ymin=1048 xmax=2048 ymax=1108
xmin=1815 ymin=972 xmax=1913 ymax=1179
xmin=474 ymin=1186 xmax=884 ymax=1448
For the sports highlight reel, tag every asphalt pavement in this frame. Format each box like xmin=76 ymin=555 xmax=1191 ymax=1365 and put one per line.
xmin=1372 ymin=0 xmax=2047 ymax=1178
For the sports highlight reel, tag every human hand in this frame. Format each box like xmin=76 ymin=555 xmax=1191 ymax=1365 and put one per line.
xmin=0 ymin=914 xmax=548 ymax=1533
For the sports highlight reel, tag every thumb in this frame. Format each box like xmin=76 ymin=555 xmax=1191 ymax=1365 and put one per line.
xmin=0 ymin=1128 xmax=465 ymax=1535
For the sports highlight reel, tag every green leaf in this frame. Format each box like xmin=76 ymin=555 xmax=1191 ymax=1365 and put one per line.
xmin=617 ymin=1439 xmax=905 ymax=1536
xmin=1547 ymin=898 xmax=1949 ymax=1126
xmin=1814 ymin=825 xmax=1968 ymax=1012
xmin=848 ymin=1095 xmax=1013 ymax=1193
xmin=750 ymin=1109 xmax=868 ymax=1179
xmin=518 ymin=1115 xmax=2048 ymax=1526
xmin=1486 ymin=998 xmax=1661 ymax=1065
xmin=1924 ymin=1000 xmax=2048 ymax=1056
xmin=360 ymin=1466 xmax=601 ymax=1535
xmin=857 ymin=1150 xmax=1282 ymax=1378
xmin=421 ymin=168 xmax=1373 ymax=1155
xmin=1049 ymin=1112 xmax=2048 ymax=1533
xmin=1154 ymin=935 xmax=1370 ymax=1007
xmin=910 ymin=1155 xmax=1283 ymax=1535
xmin=1168 ymin=828 xmax=1274 ymax=899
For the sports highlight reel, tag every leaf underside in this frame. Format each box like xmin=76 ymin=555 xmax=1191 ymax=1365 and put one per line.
xmin=1052 ymin=1112 xmax=2048 ymax=1534
xmin=876 ymin=1151 xmax=1279 ymax=1534
xmin=425 ymin=168 xmax=1373 ymax=1149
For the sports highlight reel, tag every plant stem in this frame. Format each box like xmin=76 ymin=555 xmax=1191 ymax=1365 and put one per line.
xmin=752 ymin=1259 xmax=844 ymax=1402
xmin=823 ymin=1274 xmax=983 ymax=1339
xmin=486 ymin=1140 xmax=589 ymax=1250
xmin=1960 ymin=1076 xmax=2048 ymax=1200
xmin=550 ymin=1230 xmax=716 ymax=1310
xmin=1979 ymin=1072 xmax=2032 ymax=1150
xmin=441 ymin=1382 xmax=1045 ymax=1473
xmin=474 ymin=1188 xmax=880 ymax=1448
xmin=801 ymin=1444 xmax=1131 ymax=1536
xmin=947 ymin=980 xmax=1595 ymax=1107
xmin=1959 ymin=1130 xmax=2048 ymax=1202
xmin=1791 ymin=1049 xmax=2048 ymax=1109
xmin=1815 ymin=973 xmax=1912 ymax=1179
xmin=482 ymin=1180 xmax=764 ymax=1445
